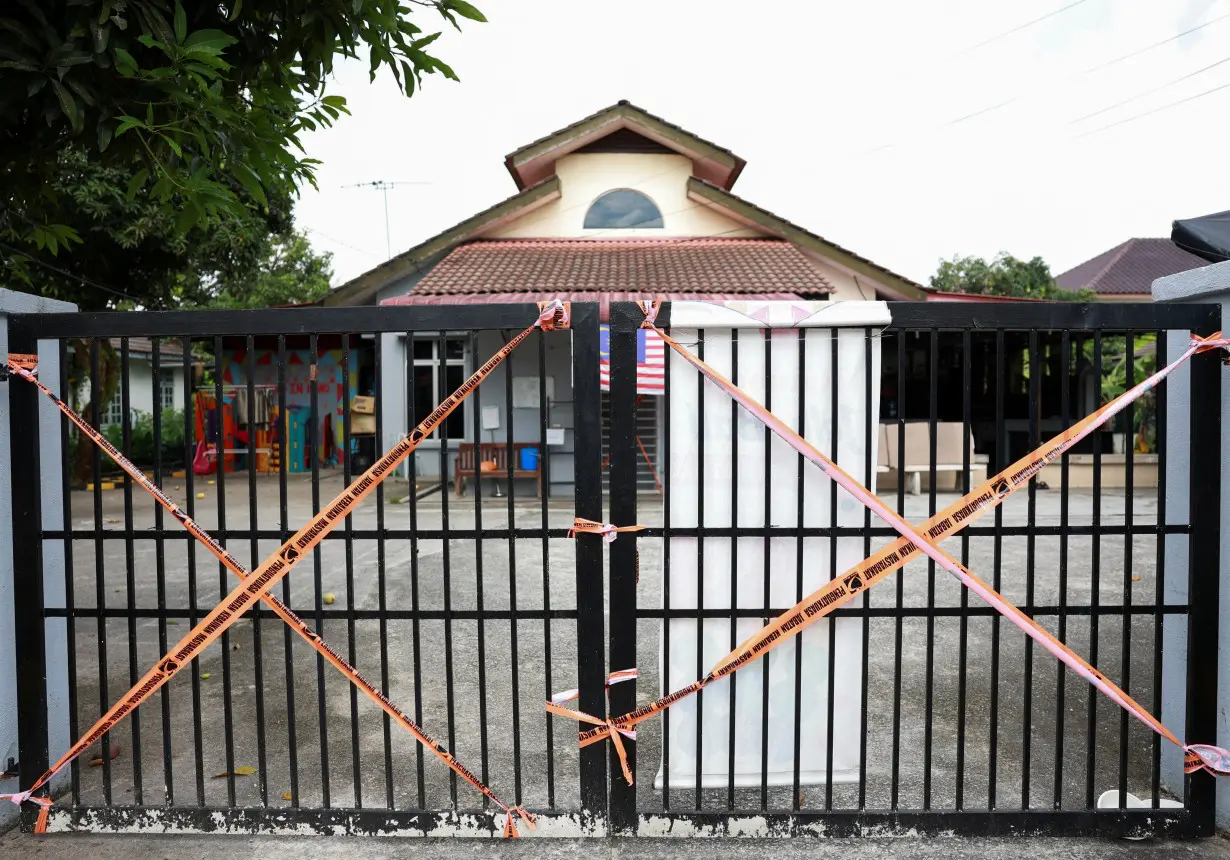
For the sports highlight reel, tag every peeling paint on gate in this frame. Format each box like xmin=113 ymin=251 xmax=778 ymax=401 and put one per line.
xmin=41 ymin=807 xmax=606 ymax=838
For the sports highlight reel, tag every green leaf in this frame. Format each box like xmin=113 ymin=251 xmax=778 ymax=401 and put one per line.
xmin=146 ymin=101 xmax=153 ymax=124
xmin=161 ymin=134 xmax=183 ymax=158
xmin=184 ymin=29 xmax=238 ymax=50
xmin=410 ymin=33 xmax=441 ymax=50
xmin=433 ymin=57 xmax=458 ymax=81
xmin=0 ymin=16 xmax=41 ymax=49
xmin=112 ymin=47 xmax=136 ymax=75
xmin=174 ymin=203 xmax=197 ymax=235
xmin=99 ymin=0 xmax=112 ymax=25
xmin=114 ymin=115 xmax=143 ymax=137
xmin=173 ymin=1 xmax=187 ymax=43
xmin=321 ymin=94 xmax=347 ymax=110
xmin=126 ymin=168 xmax=149 ymax=199
xmin=229 ymin=0 xmax=242 ymax=21
xmin=446 ymin=0 xmax=487 ymax=22
xmin=97 ymin=120 xmax=113 ymax=151
xmin=232 ymin=162 xmax=267 ymax=205
xmin=51 ymin=80 xmax=83 ymax=133
xmin=65 ymin=76 xmax=96 ymax=107
xmin=89 ymin=18 xmax=110 ymax=53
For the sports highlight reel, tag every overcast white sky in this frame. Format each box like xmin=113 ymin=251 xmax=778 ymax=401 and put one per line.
xmin=294 ymin=0 xmax=1230 ymax=288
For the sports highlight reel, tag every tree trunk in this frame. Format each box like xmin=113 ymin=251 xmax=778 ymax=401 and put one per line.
xmin=72 ymin=339 xmax=120 ymax=485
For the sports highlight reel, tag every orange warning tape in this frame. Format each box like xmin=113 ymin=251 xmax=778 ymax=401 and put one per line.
xmin=2 ymin=301 xmax=567 ymax=835
xmin=567 ymin=517 xmax=645 ymax=542
xmin=568 ymin=518 xmax=646 ymax=583
xmin=549 ymin=668 xmax=638 ymax=706
xmin=555 ymin=300 xmax=1230 ymax=786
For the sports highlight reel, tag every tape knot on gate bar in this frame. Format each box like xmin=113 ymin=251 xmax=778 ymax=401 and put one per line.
xmin=1 ymin=791 xmax=52 ymax=833
xmin=1191 ymin=331 xmax=1230 ymax=361
xmin=501 ymin=805 xmax=537 ymax=838
xmin=1 ymin=354 xmax=38 ymax=382
xmin=545 ymin=701 xmax=636 ymax=785
xmin=568 ymin=517 xmax=645 ymax=543
xmin=550 ymin=668 xmax=638 ymax=706
xmin=1184 ymin=744 xmax=1230 ymax=777
xmin=537 ymin=299 xmax=571 ymax=331
xmin=638 ymin=298 xmax=662 ymax=328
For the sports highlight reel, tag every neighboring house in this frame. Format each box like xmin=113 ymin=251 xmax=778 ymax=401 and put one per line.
xmin=1055 ymin=238 xmax=1209 ymax=303
xmin=96 ymin=338 xmax=187 ymax=427
xmin=324 ymin=101 xmax=925 ymax=492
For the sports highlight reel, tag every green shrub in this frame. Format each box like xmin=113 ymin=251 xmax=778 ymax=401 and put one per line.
xmin=99 ymin=408 xmax=187 ymax=468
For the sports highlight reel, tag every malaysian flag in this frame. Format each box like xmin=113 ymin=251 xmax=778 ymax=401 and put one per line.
xmin=599 ymin=324 xmax=665 ymax=395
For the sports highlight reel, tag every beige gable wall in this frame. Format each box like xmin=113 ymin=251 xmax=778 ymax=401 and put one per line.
xmin=487 ymin=152 xmax=764 ymax=239
xmin=797 ymin=249 xmax=878 ymax=301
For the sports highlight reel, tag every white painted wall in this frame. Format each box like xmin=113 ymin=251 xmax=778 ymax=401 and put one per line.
xmin=488 ymin=153 xmax=764 ymax=240
xmin=82 ymin=357 xmax=185 ymax=427
xmin=797 ymin=249 xmax=879 ymax=302
xmin=122 ymin=359 xmax=185 ymax=417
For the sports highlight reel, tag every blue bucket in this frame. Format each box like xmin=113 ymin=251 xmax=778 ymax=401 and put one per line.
xmin=520 ymin=447 xmax=540 ymax=471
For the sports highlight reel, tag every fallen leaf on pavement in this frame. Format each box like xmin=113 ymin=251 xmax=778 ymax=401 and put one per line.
xmin=282 ymin=792 xmax=293 ymax=801
xmin=213 ymin=766 xmax=257 ymax=778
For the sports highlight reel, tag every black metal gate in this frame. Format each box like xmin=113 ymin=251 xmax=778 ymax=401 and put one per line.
xmin=600 ymin=300 xmax=1221 ymax=839
xmin=7 ymin=303 xmax=610 ymax=836
xmin=5 ymin=299 xmax=1223 ymax=840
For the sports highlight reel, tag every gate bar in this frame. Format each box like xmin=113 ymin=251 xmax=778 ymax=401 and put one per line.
xmin=570 ymin=302 xmax=608 ymax=829
xmin=608 ymin=302 xmax=641 ymax=833
xmin=1187 ymin=306 xmax=1222 ymax=834
xmin=9 ymin=324 xmax=49 ymax=831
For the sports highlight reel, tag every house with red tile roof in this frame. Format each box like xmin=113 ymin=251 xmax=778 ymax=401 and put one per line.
xmin=1055 ymin=238 xmax=1209 ymax=303
xmin=322 ymin=101 xmax=928 ymax=491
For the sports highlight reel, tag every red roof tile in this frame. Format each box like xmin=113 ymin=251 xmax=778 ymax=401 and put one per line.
xmin=388 ymin=238 xmax=835 ymax=299
xmin=1055 ymin=238 xmax=1208 ymax=296
xmin=381 ymin=290 xmax=812 ymax=321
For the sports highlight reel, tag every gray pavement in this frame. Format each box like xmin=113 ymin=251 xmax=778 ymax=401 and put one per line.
xmin=9 ymin=471 xmax=1205 ymax=845
xmin=5 ymin=831 xmax=1230 ymax=859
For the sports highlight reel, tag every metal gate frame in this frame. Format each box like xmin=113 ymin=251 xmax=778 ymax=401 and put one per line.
xmin=5 ymin=298 xmax=1224 ymax=839
xmin=8 ymin=303 xmax=610 ymax=836
xmin=603 ymin=300 xmax=1222 ymax=839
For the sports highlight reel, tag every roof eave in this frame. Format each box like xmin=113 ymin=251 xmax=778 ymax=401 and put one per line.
xmin=505 ymin=102 xmax=744 ymax=191
xmin=322 ymin=177 xmax=562 ymax=307
xmin=685 ymin=178 xmax=926 ymax=301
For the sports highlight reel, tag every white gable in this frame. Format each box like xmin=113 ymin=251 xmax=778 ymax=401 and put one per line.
xmin=486 ymin=152 xmax=765 ymax=240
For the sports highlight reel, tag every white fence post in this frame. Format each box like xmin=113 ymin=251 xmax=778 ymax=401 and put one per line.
xmin=1153 ymin=262 xmax=1230 ymax=829
xmin=0 ymin=289 xmax=76 ymax=830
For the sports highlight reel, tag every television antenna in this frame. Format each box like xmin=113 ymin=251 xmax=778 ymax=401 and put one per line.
xmin=342 ymin=180 xmax=431 ymax=259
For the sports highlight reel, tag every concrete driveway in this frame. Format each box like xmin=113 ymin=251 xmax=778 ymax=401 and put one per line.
xmin=18 ymin=470 xmax=1196 ymax=840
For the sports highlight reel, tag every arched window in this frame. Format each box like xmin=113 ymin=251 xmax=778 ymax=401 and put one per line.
xmin=583 ymin=189 xmax=664 ymax=229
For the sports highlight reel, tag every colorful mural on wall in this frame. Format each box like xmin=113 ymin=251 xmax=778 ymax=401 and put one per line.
xmin=220 ymin=345 xmax=360 ymax=465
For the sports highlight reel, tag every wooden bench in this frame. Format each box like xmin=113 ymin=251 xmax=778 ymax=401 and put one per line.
xmin=454 ymin=442 xmax=542 ymax=497
xmin=882 ymin=422 xmax=988 ymax=494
